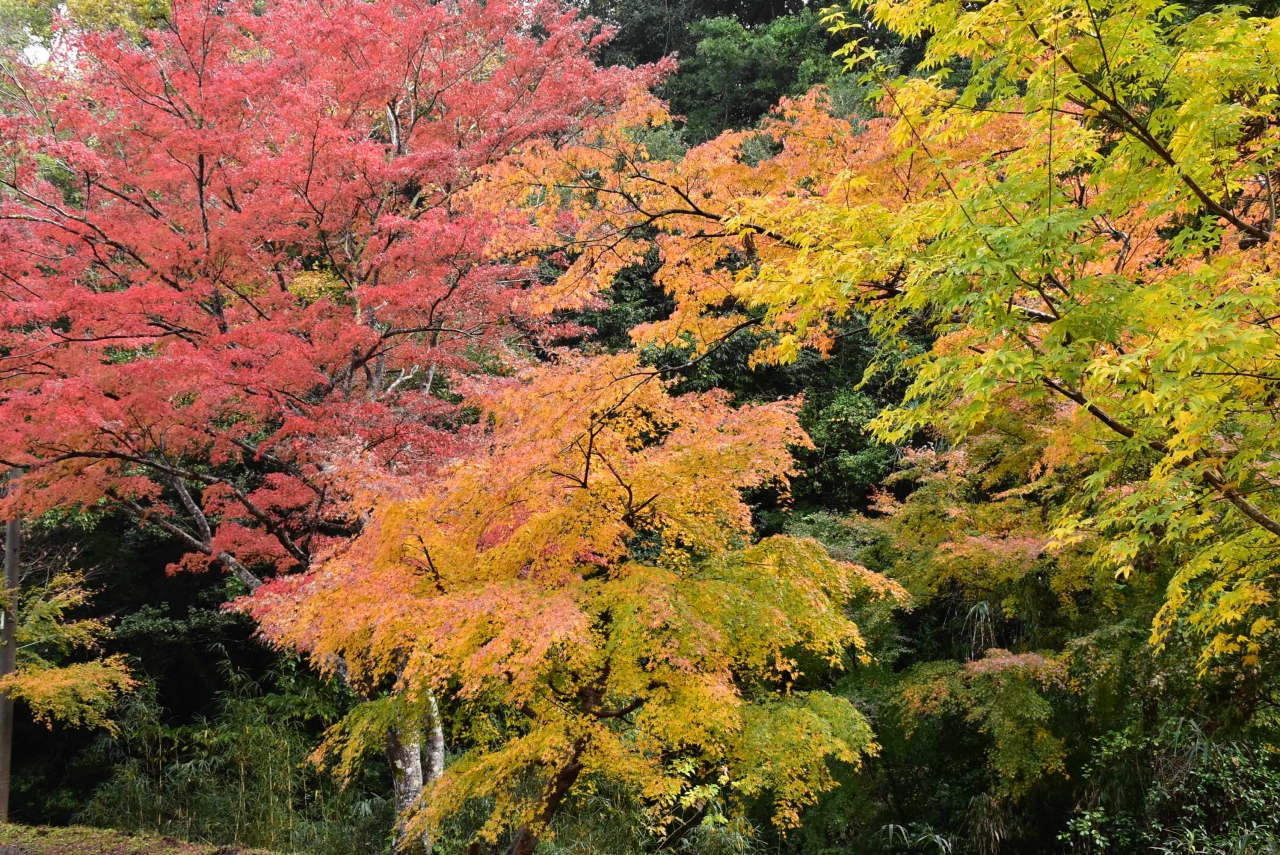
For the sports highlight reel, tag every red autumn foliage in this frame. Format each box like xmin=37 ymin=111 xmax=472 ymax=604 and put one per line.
xmin=0 ymin=0 xmax=656 ymax=578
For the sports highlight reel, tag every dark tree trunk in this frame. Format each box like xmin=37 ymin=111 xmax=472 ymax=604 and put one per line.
xmin=503 ymin=741 xmax=586 ymax=855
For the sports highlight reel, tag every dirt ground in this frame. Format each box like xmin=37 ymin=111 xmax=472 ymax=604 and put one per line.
xmin=0 ymin=826 xmax=278 ymax=855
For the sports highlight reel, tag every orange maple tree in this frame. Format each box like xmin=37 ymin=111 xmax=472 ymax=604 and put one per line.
xmin=246 ymin=352 xmax=903 ymax=853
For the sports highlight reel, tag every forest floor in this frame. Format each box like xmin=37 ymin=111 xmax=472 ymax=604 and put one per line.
xmin=0 ymin=826 xmax=278 ymax=855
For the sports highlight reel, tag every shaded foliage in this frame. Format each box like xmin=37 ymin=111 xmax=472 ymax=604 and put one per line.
xmin=81 ymin=664 xmax=393 ymax=855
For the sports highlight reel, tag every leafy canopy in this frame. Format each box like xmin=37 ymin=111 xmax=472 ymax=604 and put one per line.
xmin=500 ymin=0 xmax=1280 ymax=671
xmin=0 ymin=0 xmax=649 ymax=585
xmin=247 ymin=353 xmax=903 ymax=845
xmin=1 ymin=570 xmax=134 ymax=731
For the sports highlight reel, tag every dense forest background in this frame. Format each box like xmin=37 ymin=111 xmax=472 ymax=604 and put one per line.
xmin=3 ymin=0 xmax=1280 ymax=852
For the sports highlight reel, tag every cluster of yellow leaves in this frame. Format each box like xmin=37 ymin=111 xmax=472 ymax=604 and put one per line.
xmin=811 ymin=0 xmax=1280 ymax=674
xmin=247 ymin=353 xmax=904 ymax=841
xmin=1 ymin=572 xmax=134 ymax=732
xmin=0 ymin=0 xmax=165 ymax=47
xmin=475 ymin=86 xmax=907 ymax=361
xmin=287 ymin=270 xmax=349 ymax=307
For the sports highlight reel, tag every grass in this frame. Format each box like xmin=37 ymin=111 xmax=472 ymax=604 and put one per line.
xmin=0 ymin=825 xmax=281 ymax=855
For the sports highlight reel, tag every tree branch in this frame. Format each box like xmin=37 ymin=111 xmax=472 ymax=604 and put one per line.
xmin=1038 ymin=377 xmax=1280 ymax=538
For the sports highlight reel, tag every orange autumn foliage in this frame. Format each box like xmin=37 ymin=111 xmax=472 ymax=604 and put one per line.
xmin=246 ymin=353 xmax=903 ymax=845
xmin=475 ymin=85 xmax=1025 ymax=363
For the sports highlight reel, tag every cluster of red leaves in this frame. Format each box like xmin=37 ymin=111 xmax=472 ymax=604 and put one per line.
xmin=0 ymin=0 xmax=654 ymax=576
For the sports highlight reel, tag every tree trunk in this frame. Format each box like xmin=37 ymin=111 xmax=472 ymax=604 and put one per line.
xmin=422 ymin=695 xmax=446 ymax=853
xmin=387 ymin=725 xmax=427 ymax=853
xmin=387 ymin=696 xmax=447 ymax=854
xmin=425 ymin=694 xmax=446 ymax=784
xmin=503 ymin=742 xmax=586 ymax=855
xmin=0 ymin=514 xmax=20 ymax=822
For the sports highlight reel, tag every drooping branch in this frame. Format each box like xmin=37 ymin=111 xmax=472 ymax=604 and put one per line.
xmin=76 ymin=450 xmax=313 ymax=567
xmin=1017 ymin=7 xmax=1272 ymax=243
xmin=111 ymin=491 xmax=263 ymax=590
xmin=1038 ymin=376 xmax=1280 ymax=538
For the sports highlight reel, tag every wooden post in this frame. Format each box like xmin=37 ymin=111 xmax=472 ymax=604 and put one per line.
xmin=0 ymin=513 xmax=19 ymax=823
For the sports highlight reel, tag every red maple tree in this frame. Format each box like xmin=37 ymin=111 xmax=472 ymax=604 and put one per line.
xmin=0 ymin=0 xmax=654 ymax=584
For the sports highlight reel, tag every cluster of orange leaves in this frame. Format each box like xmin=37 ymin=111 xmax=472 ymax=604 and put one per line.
xmin=476 ymin=87 xmax=905 ymax=358
xmin=246 ymin=352 xmax=904 ymax=838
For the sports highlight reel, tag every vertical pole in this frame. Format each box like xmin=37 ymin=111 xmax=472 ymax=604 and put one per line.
xmin=0 ymin=512 xmax=19 ymax=823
